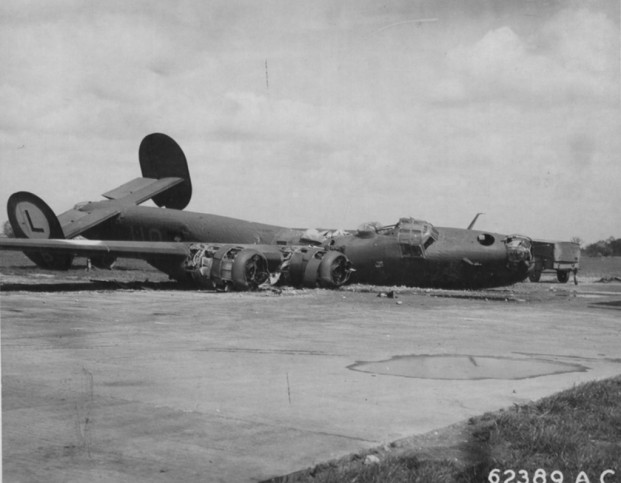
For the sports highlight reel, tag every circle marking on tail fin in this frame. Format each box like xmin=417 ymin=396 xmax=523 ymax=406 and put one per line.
xmin=8 ymin=192 xmax=64 ymax=239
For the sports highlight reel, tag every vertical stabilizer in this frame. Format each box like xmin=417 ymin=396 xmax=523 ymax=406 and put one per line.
xmin=7 ymin=191 xmax=74 ymax=269
xmin=138 ymin=133 xmax=192 ymax=210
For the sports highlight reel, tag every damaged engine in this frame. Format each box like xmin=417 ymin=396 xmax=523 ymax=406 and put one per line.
xmin=504 ymin=235 xmax=533 ymax=274
xmin=184 ymin=244 xmax=352 ymax=291
xmin=280 ymin=246 xmax=352 ymax=289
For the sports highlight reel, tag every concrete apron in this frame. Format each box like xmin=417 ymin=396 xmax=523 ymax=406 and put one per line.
xmin=2 ymin=284 xmax=620 ymax=482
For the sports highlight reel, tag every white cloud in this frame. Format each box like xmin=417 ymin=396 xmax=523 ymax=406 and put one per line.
xmin=0 ymin=1 xmax=618 ymax=242
xmin=434 ymin=7 xmax=619 ymax=105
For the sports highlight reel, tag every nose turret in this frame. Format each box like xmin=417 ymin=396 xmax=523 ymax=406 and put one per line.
xmin=505 ymin=235 xmax=533 ymax=274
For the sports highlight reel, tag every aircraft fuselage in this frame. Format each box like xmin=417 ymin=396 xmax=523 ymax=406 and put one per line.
xmin=330 ymin=226 xmax=530 ymax=289
xmin=79 ymin=201 xmax=303 ymax=245
xmin=77 ymin=203 xmax=530 ymax=289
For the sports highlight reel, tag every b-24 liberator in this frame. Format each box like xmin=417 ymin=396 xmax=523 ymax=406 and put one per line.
xmin=1 ymin=133 xmax=534 ymax=291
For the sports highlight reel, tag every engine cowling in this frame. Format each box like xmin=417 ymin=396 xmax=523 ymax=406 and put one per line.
xmin=317 ymin=250 xmax=351 ymax=287
xmin=227 ymin=248 xmax=270 ymax=291
xmin=186 ymin=244 xmax=270 ymax=291
xmin=283 ymin=247 xmax=352 ymax=288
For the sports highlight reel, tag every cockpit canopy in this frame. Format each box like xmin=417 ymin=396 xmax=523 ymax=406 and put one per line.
xmin=395 ymin=217 xmax=439 ymax=256
xmin=356 ymin=217 xmax=439 ymax=256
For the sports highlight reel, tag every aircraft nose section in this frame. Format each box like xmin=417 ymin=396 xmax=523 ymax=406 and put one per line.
xmin=505 ymin=235 xmax=533 ymax=273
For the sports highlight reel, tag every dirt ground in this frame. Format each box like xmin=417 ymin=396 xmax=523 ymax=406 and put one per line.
xmin=2 ymin=252 xmax=621 ymax=482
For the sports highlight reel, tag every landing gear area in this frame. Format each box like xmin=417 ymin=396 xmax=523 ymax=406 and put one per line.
xmin=529 ymin=268 xmax=577 ymax=284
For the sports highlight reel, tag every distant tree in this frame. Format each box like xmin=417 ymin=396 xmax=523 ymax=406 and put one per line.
xmin=610 ymin=238 xmax=621 ymax=256
xmin=2 ymin=220 xmax=14 ymax=238
xmin=570 ymin=236 xmax=583 ymax=248
xmin=583 ymin=237 xmax=620 ymax=257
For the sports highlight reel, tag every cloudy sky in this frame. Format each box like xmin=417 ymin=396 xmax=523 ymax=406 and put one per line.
xmin=0 ymin=0 xmax=619 ymax=243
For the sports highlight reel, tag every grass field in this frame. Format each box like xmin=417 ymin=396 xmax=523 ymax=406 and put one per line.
xmin=578 ymin=256 xmax=621 ymax=277
xmin=278 ymin=377 xmax=621 ymax=483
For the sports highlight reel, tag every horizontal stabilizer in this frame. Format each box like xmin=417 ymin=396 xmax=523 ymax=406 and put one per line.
xmin=58 ymin=207 xmax=121 ymax=239
xmin=0 ymin=238 xmax=189 ymax=260
xmin=58 ymin=176 xmax=183 ymax=238
xmin=102 ymin=177 xmax=184 ymax=205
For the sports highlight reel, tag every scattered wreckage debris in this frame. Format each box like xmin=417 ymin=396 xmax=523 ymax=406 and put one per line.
xmin=596 ymin=276 xmax=621 ymax=283
xmin=345 ymin=284 xmax=526 ymax=302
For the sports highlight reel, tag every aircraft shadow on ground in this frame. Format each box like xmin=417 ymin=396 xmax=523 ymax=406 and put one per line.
xmin=0 ymin=280 xmax=190 ymax=293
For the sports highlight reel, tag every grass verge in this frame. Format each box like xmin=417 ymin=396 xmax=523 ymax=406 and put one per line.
xmin=269 ymin=376 xmax=621 ymax=482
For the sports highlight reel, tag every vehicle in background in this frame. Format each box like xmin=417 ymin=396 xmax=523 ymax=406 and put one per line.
xmin=529 ymin=240 xmax=580 ymax=283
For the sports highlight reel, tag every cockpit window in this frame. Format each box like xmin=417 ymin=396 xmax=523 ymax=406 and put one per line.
xmin=395 ymin=217 xmax=438 ymax=257
xmin=354 ymin=217 xmax=438 ymax=257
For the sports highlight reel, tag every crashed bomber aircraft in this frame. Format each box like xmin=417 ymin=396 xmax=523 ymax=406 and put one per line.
xmin=1 ymin=133 xmax=534 ymax=291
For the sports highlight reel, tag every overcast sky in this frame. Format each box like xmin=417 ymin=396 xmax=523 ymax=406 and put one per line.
xmin=1 ymin=0 xmax=619 ymax=243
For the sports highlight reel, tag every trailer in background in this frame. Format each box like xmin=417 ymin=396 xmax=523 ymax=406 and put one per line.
xmin=529 ymin=240 xmax=580 ymax=283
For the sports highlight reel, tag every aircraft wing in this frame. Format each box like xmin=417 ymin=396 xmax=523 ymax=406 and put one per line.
xmin=0 ymin=238 xmax=353 ymax=290
xmin=0 ymin=238 xmax=189 ymax=260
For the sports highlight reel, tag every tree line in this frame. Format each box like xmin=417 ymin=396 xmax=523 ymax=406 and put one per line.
xmin=581 ymin=237 xmax=621 ymax=257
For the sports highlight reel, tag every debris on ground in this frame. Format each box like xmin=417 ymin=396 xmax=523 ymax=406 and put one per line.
xmin=596 ymin=276 xmax=621 ymax=283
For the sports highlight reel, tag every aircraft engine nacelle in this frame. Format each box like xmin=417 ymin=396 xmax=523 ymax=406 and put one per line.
xmin=186 ymin=244 xmax=270 ymax=291
xmin=185 ymin=244 xmax=352 ymax=291
xmin=282 ymin=247 xmax=352 ymax=289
